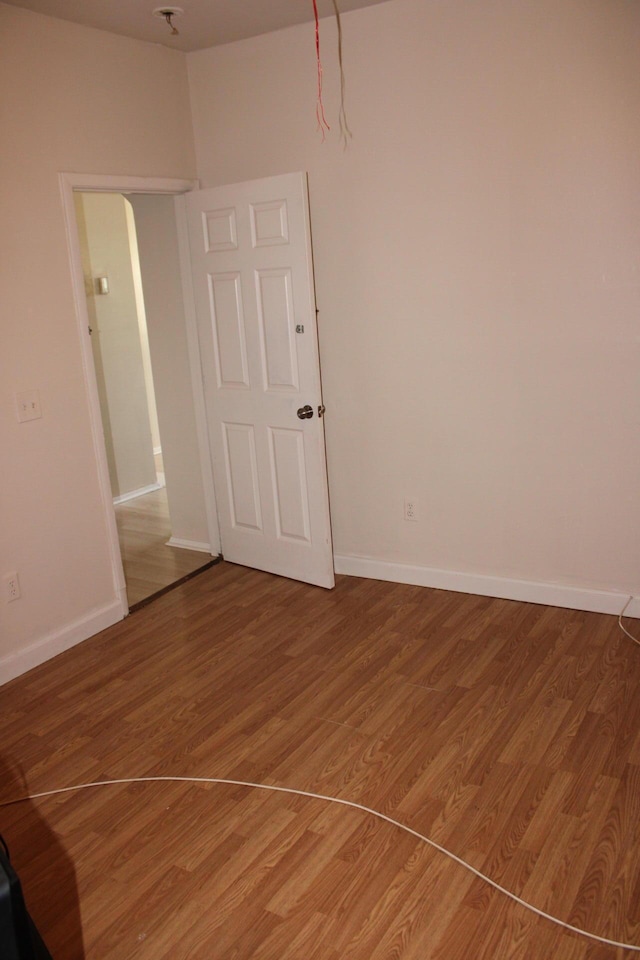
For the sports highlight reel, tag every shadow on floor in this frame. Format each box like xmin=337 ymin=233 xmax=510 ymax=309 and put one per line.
xmin=0 ymin=755 xmax=85 ymax=959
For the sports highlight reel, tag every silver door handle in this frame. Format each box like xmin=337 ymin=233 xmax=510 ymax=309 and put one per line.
xmin=297 ymin=405 xmax=314 ymax=420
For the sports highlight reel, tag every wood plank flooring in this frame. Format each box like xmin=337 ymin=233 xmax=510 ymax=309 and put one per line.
xmin=1 ymin=565 xmax=639 ymax=959
xmin=114 ymin=486 xmax=212 ymax=607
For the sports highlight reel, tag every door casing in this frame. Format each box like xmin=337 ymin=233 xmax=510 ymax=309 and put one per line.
xmin=60 ymin=172 xmax=218 ymax=618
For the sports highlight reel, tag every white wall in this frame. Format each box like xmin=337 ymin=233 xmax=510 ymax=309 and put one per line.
xmin=188 ymin=0 xmax=640 ymax=610
xmin=128 ymin=194 xmax=211 ymax=549
xmin=0 ymin=4 xmax=196 ymax=682
xmin=75 ymin=192 xmax=157 ymax=500
xmin=2 ymin=0 xmax=639 ymax=686
xmin=125 ymin=200 xmax=163 ymax=457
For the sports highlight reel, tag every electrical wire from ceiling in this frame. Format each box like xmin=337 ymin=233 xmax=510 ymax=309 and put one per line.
xmin=311 ymin=0 xmax=353 ymax=146
xmin=331 ymin=0 xmax=353 ymax=148
xmin=312 ymin=0 xmax=331 ymax=140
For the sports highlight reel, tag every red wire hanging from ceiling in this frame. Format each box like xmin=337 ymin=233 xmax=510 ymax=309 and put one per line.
xmin=312 ymin=0 xmax=330 ymax=139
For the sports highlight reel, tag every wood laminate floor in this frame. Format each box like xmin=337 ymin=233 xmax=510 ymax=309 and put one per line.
xmin=1 ymin=565 xmax=639 ymax=959
xmin=114 ymin=484 xmax=212 ymax=607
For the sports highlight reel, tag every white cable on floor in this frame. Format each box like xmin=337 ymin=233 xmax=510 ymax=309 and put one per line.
xmin=619 ymin=596 xmax=640 ymax=646
xmin=1 ymin=775 xmax=638 ymax=953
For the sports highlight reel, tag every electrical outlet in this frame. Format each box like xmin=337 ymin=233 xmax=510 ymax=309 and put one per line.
xmin=4 ymin=572 xmax=21 ymax=602
xmin=404 ymin=499 xmax=417 ymax=522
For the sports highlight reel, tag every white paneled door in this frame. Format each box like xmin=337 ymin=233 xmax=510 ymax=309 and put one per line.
xmin=186 ymin=173 xmax=334 ymax=588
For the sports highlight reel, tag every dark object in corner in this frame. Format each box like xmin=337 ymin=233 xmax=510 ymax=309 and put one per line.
xmin=0 ymin=844 xmax=53 ymax=959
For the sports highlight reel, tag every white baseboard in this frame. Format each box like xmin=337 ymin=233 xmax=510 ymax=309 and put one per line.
xmin=166 ymin=537 xmax=212 ymax=553
xmin=113 ymin=480 xmax=163 ymax=505
xmin=0 ymin=600 xmax=124 ymax=687
xmin=333 ymin=554 xmax=640 ymax=620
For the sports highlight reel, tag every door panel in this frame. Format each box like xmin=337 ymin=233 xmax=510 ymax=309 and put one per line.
xmin=223 ymin=422 xmax=262 ymax=531
xmin=256 ymin=268 xmax=299 ymax=390
xmin=186 ymin=173 xmax=334 ymax=588
xmin=208 ymin=272 xmax=249 ymax=388
xmin=269 ymin=427 xmax=311 ymax=542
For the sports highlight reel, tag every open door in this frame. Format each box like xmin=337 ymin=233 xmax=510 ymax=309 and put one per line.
xmin=185 ymin=173 xmax=334 ymax=588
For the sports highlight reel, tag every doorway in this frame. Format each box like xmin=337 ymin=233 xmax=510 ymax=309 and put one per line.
xmin=61 ymin=170 xmax=332 ymax=627
xmin=73 ymin=189 xmax=216 ymax=608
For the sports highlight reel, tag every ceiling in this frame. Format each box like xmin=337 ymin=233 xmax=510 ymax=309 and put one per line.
xmin=3 ymin=0 xmax=390 ymax=52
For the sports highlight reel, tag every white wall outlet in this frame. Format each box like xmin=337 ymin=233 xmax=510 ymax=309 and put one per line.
xmin=15 ymin=390 xmax=42 ymax=423
xmin=404 ymin=499 xmax=417 ymax=522
xmin=4 ymin=572 xmax=21 ymax=603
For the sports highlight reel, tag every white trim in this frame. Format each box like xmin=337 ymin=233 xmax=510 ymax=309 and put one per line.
xmin=166 ymin=537 xmax=212 ymax=553
xmin=112 ymin=480 xmax=164 ymax=505
xmin=333 ymin=554 xmax=640 ymax=620
xmin=153 ymin=445 xmax=162 ymax=456
xmin=59 ymin=172 xmax=200 ymax=624
xmin=59 ymin=175 xmax=128 ymax=619
xmin=60 ymin=173 xmax=198 ymax=195
xmin=0 ymin=601 xmax=123 ymax=687
xmin=174 ymin=194 xmax=222 ymax=555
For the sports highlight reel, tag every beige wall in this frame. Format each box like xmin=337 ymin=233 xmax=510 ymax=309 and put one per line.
xmin=3 ymin=0 xmax=639 ymax=683
xmin=75 ymin=192 xmax=157 ymax=499
xmin=188 ymin=0 xmax=640 ymax=598
xmin=125 ymin=200 xmax=162 ymax=456
xmin=0 ymin=4 xmax=195 ymax=680
xmin=128 ymin=195 xmax=210 ymax=548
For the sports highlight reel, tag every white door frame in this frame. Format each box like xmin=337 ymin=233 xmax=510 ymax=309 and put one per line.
xmin=59 ymin=172 xmax=219 ymax=617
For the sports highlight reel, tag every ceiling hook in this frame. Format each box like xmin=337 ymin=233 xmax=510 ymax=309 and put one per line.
xmin=152 ymin=7 xmax=183 ymax=37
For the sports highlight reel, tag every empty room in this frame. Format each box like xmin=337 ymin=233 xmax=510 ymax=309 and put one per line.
xmin=1 ymin=0 xmax=639 ymax=957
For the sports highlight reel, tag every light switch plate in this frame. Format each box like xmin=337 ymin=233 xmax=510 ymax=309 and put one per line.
xmin=16 ymin=390 xmax=42 ymax=423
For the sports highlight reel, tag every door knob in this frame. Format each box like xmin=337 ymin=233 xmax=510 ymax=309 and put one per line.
xmin=297 ymin=405 xmax=314 ymax=420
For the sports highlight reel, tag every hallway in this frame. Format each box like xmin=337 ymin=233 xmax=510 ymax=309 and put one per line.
xmin=114 ymin=483 xmax=213 ymax=607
